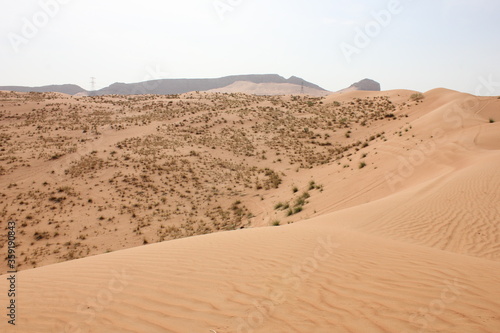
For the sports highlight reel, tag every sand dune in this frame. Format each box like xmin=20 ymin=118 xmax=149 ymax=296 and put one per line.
xmin=2 ymin=210 xmax=499 ymax=332
xmin=1 ymin=89 xmax=499 ymax=332
xmin=325 ymin=89 xmax=418 ymax=104
xmin=206 ymin=81 xmax=331 ymax=96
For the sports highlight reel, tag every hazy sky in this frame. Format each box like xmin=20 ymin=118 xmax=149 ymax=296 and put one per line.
xmin=1 ymin=0 xmax=499 ymax=95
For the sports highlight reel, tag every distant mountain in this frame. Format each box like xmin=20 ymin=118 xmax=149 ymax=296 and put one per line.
xmin=94 ymin=74 xmax=327 ymax=96
xmin=0 ymin=84 xmax=86 ymax=95
xmin=0 ymin=76 xmax=381 ymax=96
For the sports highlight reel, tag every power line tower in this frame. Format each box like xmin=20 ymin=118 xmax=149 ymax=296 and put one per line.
xmin=90 ymin=77 xmax=96 ymax=96
xmin=300 ymin=80 xmax=305 ymax=94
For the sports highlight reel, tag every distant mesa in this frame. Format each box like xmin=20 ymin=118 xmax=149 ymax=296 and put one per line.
xmin=350 ymin=78 xmax=381 ymax=91
xmin=337 ymin=79 xmax=381 ymax=93
xmin=0 ymin=75 xmax=381 ymax=96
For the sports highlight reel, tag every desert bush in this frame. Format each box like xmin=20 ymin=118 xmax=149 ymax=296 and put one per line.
xmin=294 ymin=192 xmax=310 ymax=207
xmin=410 ymin=93 xmax=424 ymax=102
xmin=274 ymin=202 xmax=285 ymax=210
xmin=33 ymin=231 xmax=50 ymax=241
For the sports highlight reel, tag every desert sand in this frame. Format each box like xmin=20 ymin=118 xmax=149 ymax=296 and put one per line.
xmin=206 ymin=81 xmax=331 ymax=96
xmin=0 ymin=88 xmax=499 ymax=332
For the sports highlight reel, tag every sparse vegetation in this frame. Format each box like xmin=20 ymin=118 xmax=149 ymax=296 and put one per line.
xmin=308 ymin=180 xmax=316 ymax=190
xmin=0 ymin=90 xmax=412 ymax=270
xmin=410 ymin=93 xmax=424 ymax=102
xmin=274 ymin=202 xmax=289 ymax=210
xmin=294 ymin=192 xmax=310 ymax=207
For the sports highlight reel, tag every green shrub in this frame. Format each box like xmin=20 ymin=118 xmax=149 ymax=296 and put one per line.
xmin=410 ymin=93 xmax=424 ymax=101
xmin=308 ymin=180 xmax=316 ymax=190
xmin=359 ymin=161 xmax=367 ymax=169
xmin=295 ymin=197 xmax=306 ymax=207
xmin=294 ymin=192 xmax=310 ymax=207
xmin=275 ymin=202 xmax=289 ymax=210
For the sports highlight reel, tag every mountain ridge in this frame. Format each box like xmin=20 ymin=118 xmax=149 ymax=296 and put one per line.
xmin=0 ymin=84 xmax=85 ymax=95
xmin=0 ymin=75 xmax=381 ymax=96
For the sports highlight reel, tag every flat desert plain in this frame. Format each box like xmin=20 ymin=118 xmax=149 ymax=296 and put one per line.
xmin=0 ymin=89 xmax=499 ymax=332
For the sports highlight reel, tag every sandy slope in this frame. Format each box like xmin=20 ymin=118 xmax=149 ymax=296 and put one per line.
xmin=1 ymin=89 xmax=499 ymax=332
xmin=325 ymin=89 xmax=418 ymax=104
xmin=2 ymin=209 xmax=499 ymax=332
xmin=206 ymin=81 xmax=331 ymax=96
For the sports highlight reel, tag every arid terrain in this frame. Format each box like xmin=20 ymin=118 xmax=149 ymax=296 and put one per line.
xmin=0 ymin=88 xmax=499 ymax=332
xmin=0 ymin=89 xmax=402 ymax=270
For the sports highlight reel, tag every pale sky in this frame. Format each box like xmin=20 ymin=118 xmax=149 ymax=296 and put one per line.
xmin=1 ymin=0 xmax=499 ymax=95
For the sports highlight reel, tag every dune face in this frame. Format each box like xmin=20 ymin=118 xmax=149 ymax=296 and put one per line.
xmin=0 ymin=89 xmax=499 ymax=332
xmin=206 ymin=81 xmax=331 ymax=96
